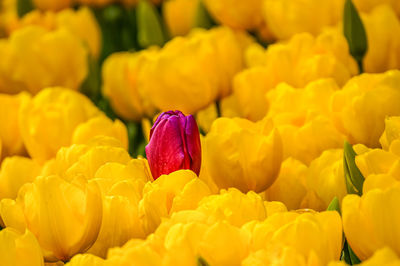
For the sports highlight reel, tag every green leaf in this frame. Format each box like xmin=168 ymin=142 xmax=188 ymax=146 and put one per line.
xmin=80 ymin=54 xmax=101 ymax=102
xmin=348 ymin=244 xmax=361 ymax=265
xmin=193 ymin=0 xmax=215 ymax=30
xmin=197 ymin=256 xmax=210 ymax=266
xmin=327 ymin=196 xmax=341 ymax=215
xmin=136 ymin=0 xmax=166 ymax=48
xmin=92 ymin=5 xmax=125 ymax=63
xmin=341 ymin=240 xmax=362 ymax=265
xmin=17 ymin=0 xmax=34 ymax=18
xmin=343 ymin=0 xmax=368 ymax=73
xmin=343 ymin=141 xmax=365 ymax=196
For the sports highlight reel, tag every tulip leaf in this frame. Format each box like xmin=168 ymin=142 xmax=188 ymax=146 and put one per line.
xmin=80 ymin=54 xmax=101 ymax=102
xmin=17 ymin=0 xmax=34 ymax=17
xmin=92 ymin=5 xmax=125 ymax=63
xmin=136 ymin=0 xmax=166 ymax=48
xmin=343 ymin=141 xmax=364 ymax=196
xmin=327 ymin=196 xmax=341 ymax=215
xmin=342 ymin=240 xmax=361 ymax=265
xmin=193 ymin=0 xmax=216 ymax=30
xmin=343 ymin=0 xmax=368 ymax=73
xmin=348 ymin=244 xmax=361 ymax=264
xmin=197 ymin=256 xmax=210 ymax=266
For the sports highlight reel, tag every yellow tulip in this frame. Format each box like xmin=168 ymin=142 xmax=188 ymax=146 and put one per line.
xmin=232 ymin=30 xmax=358 ymax=122
xmin=139 ymin=170 xmax=211 ymax=234
xmin=65 ymin=254 xmax=104 ymax=266
xmin=0 ymin=26 xmax=88 ymax=94
xmin=263 ymin=0 xmax=345 ymax=40
xmin=33 ymin=0 xmax=72 ymax=11
xmin=0 ymin=228 xmax=44 ymax=266
xmin=354 ymin=0 xmax=400 ymax=16
xmin=9 ymin=175 xmax=102 ymax=262
xmin=331 ymin=70 xmax=400 ymax=148
xmin=355 ymin=147 xmax=400 ymax=180
xmin=203 ymin=0 xmax=264 ymax=30
xmin=88 ymin=160 xmax=151 ymax=257
xmin=140 ymin=26 xmax=243 ymax=114
xmin=102 ymin=50 xmax=158 ymax=121
xmin=0 ymin=92 xmax=30 ymax=160
xmin=342 ymin=185 xmax=400 ymax=260
xmin=18 ymin=88 xmax=101 ymax=163
xmin=71 ymin=115 xmax=128 ymax=150
xmin=361 ymin=5 xmax=400 ymax=73
xmin=302 ymin=149 xmax=347 ymax=211
xmin=163 ymin=0 xmax=199 ymax=36
xmin=244 ymin=247 xmax=325 ymax=266
xmin=264 ymin=158 xmax=308 ymax=210
xmin=242 ymin=211 xmax=343 ymax=265
xmin=59 ymin=145 xmax=131 ymax=181
xmin=16 ymin=8 xmax=100 ymax=58
xmin=197 ymin=221 xmax=251 ymax=265
xmin=197 ymin=188 xmax=270 ymax=227
xmin=0 ymin=0 xmax=18 ymax=37
xmin=0 ymin=156 xmax=40 ymax=200
xmin=266 ymin=79 xmax=345 ymax=165
xmin=380 ymin=116 xmax=400 ymax=150
xmin=232 ymin=67 xmax=273 ymax=121
xmin=358 ymin=247 xmax=400 ymax=266
xmin=204 ymin=117 xmax=282 ymax=193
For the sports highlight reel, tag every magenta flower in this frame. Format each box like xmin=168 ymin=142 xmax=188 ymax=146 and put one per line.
xmin=145 ymin=110 xmax=201 ymax=180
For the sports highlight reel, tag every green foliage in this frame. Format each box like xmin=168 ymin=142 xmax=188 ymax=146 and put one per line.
xmin=343 ymin=141 xmax=365 ymax=196
xmin=343 ymin=0 xmax=368 ymax=73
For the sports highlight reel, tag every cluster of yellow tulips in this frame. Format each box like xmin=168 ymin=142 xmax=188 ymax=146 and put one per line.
xmin=0 ymin=0 xmax=400 ymax=265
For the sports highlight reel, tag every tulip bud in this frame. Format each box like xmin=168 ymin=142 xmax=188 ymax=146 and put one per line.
xmin=145 ymin=110 xmax=201 ymax=179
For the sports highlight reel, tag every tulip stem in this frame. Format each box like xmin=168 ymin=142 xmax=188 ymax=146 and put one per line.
xmin=216 ymin=100 xmax=221 ymax=118
xmin=357 ymin=59 xmax=364 ymax=74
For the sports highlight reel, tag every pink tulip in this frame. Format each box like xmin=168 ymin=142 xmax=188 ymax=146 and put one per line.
xmin=145 ymin=110 xmax=201 ymax=179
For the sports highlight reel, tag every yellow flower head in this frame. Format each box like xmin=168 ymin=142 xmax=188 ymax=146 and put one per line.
xmin=331 ymin=70 xmax=400 ymax=147
xmin=204 ymin=117 xmax=282 ymax=193
xmin=203 ymin=0 xmax=264 ymax=30
xmin=0 ymin=26 xmax=88 ymax=94
xmin=0 ymin=228 xmax=44 ymax=266
xmin=1 ymin=175 xmax=102 ymax=262
xmin=263 ymin=0 xmax=345 ymax=40
xmin=0 ymin=92 xmax=30 ymax=160
xmin=140 ymin=26 xmax=243 ymax=114
xmin=19 ymin=87 xmax=101 ymax=163
xmin=342 ymin=184 xmax=400 ymax=260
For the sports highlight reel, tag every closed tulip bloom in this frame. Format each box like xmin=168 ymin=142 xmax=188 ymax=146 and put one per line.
xmin=380 ymin=116 xmax=400 ymax=150
xmin=0 ymin=228 xmax=44 ymax=266
xmin=0 ymin=156 xmax=40 ymax=200
xmin=0 ymin=26 xmax=88 ymax=95
xmin=331 ymin=70 xmax=400 ymax=147
xmin=203 ymin=0 xmax=264 ymax=30
xmin=14 ymin=175 xmax=102 ymax=262
xmin=360 ymin=5 xmax=400 ymax=73
xmin=204 ymin=117 xmax=282 ymax=193
xmin=242 ymin=211 xmax=343 ymax=265
xmin=263 ymin=158 xmax=308 ymax=210
xmin=263 ymin=0 xmax=344 ymax=40
xmin=139 ymin=170 xmax=211 ymax=234
xmin=33 ymin=0 xmax=72 ymax=11
xmin=342 ymin=185 xmax=400 ymax=260
xmin=18 ymin=87 xmax=101 ymax=163
xmin=145 ymin=111 xmax=201 ymax=180
xmin=163 ymin=0 xmax=199 ymax=37
xmin=0 ymin=92 xmax=30 ymax=160
xmin=65 ymin=254 xmax=105 ymax=266
xmin=141 ymin=27 xmax=243 ymax=114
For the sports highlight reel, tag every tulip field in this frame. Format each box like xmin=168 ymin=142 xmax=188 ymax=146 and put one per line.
xmin=1 ymin=0 xmax=400 ymax=265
